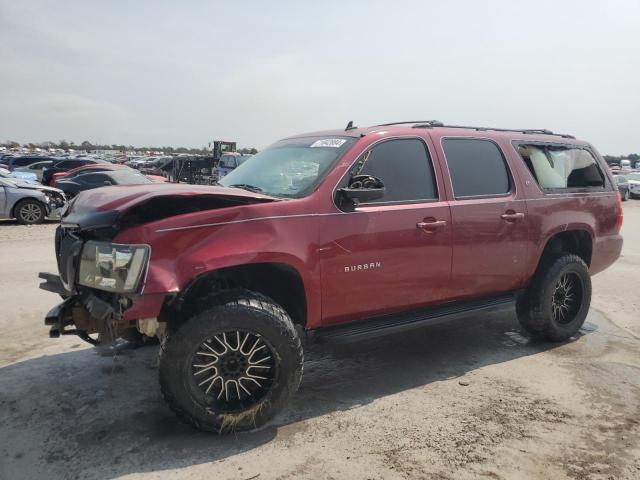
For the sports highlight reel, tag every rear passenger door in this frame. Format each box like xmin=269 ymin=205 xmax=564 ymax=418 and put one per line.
xmin=320 ymin=137 xmax=452 ymax=325
xmin=437 ymin=137 xmax=529 ymax=299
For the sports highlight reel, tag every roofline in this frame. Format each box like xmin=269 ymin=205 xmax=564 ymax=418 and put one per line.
xmin=374 ymin=121 xmax=575 ymax=139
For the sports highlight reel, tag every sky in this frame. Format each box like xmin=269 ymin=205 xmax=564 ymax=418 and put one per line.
xmin=1 ymin=0 xmax=639 ymax=154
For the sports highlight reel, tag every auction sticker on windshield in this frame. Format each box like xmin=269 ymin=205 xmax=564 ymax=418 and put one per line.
xmin=310 ymin=139 xmax=347 ymax=148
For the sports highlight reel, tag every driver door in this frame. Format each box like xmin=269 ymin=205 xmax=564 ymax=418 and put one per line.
xmin=319 ymin=137 xmax=453 ymax=325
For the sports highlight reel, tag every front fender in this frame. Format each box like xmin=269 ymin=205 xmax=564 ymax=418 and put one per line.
xmin=115 ymin=213 xmax=322 ymax=326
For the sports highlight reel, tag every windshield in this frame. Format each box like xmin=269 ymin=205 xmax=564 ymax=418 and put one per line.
xmin=219 ymin=136 xmax=356 ymax=197
xmin=626 ymin=173 xmax=640 ymax=181
xmin=108 ymin=170 xmax=153 ymax=185
xmin=219 ymin=155 xmax=238 ymax=168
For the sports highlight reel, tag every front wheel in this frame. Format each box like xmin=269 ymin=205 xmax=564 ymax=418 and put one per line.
xmin=15 ymin=199 xmax=46 ymax=224
xmin=516 ymin=254 xmax=591 ymax=341
xmin=159 ymin=291 xmax=303 ymax=433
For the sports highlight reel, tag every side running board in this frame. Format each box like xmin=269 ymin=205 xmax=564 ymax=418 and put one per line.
xmin=311 ymin=294 xmax=515 ymax=343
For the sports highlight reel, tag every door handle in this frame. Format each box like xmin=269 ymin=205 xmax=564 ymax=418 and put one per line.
xmin=417 ymin=220 xmax=447 ymax=229
xmin=500 ymin=212 xmax=525 ymax=221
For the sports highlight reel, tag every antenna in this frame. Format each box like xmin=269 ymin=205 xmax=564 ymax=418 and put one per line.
xmin=345 ymin=120 xmax=356 ymax=131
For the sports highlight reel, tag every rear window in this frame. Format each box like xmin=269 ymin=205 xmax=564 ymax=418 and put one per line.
xmin=516 ymin=144 xmax=605 ymax=191
xmin=12 ymin=157 xmax=39 ymax=167
xmin=442 ymin=138 xmax=511 ymax=198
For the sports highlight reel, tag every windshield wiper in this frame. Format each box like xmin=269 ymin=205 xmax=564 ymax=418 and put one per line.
xmin=228 ymin=183 xmax=263 ymax=193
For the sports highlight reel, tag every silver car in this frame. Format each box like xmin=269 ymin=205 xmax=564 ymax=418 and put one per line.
xmin=13 ymin=160 xmax=54 ymax=182
xmin=0 ymin=172 xmax=66 ymax=224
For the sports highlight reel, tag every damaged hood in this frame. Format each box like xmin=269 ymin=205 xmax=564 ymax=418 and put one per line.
xmin=62 ymin=183 xmax=279 ymax=230
xmin=6 ymin=178 xmax=64 ymax=194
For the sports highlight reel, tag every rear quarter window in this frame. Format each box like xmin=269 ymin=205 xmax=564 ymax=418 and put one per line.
xmin=515 ymin=143 xmax=605 ymax=191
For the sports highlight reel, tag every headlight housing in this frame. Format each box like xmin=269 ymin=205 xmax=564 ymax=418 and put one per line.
xmin=78 ymin=241 xmax=150 ymax=293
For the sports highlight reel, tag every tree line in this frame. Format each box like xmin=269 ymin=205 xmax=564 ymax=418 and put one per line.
xmin=0 ymin=139 xmax=258 ymax=155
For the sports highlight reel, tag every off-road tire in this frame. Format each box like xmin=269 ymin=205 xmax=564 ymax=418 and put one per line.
xmin=14 ymin=199 xmax=46 ymax=225
xmin=159 ymin=290 xmax=303 ymax=433
xmin=516 ymin=254 xmax=591 ymax=341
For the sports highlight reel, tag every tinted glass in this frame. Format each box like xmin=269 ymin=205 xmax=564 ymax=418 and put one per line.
xmin=13 ymin=158 xmax=38 ymax=167
xmin=54 ymin=161 xmax=74 ymax=169
xmin=516 ymin=144 xmax=604 ymax=190
xmin=443 ymin=139 xmax=510 ymax=197
xmin=75 ymin=173 xmax=106 ymax=185
xmin=358 ymin=138 xmax=437 ymax=202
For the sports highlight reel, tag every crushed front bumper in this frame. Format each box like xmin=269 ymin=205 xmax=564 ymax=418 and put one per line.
xmin=40 ymin=273 xmax=122 ymax=345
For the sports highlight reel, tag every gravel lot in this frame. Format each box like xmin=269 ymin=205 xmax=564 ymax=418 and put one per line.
xmin=1 ymin=204 xmax=639 ymax=480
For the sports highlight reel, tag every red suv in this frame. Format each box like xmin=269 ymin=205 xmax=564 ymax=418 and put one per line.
xmin=41 ymin=121 xmax=623 ymax=433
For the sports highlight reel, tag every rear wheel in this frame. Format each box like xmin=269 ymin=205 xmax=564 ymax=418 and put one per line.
xmin=15 ymin=199 xmax=46 ymax=225
xmin=159 ymin=290 xmax=303 ymax=433
xmin=516 ymin=254 xmax=591 ymax=341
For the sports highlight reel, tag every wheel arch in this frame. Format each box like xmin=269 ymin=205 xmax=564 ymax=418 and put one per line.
xmin=166 ymin=262 xmax=308 ymax=330
xmin=537 ymin=228 xmax=594 ymax=269
xmin=10 ymin=196 xmax=46 ymax=218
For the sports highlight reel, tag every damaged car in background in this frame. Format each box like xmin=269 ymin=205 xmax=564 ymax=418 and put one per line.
xmin=0 ymin=172 xmax=66 ymax=224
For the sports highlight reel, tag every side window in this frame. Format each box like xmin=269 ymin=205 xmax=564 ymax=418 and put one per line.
xmin=442 ymin=139 xmax=510 ymax=198
xmin=516 ymin=144 xmax=605 ymax=190
xmin=357 ymin=138 xmax=437 ymax=203
xmin=77 ymin=173 xmax=107 ymax=185
xmin=14 ymin=158 xmax=33 ymax=167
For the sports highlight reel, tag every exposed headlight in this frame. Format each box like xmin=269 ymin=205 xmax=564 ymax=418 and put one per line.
xmin=78 ymin=241 xmax=150 ymax=293
xmin=43 ymin=194 xmax=51 ymax=204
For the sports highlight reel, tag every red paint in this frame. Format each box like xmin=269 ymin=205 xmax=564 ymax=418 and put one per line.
xmin=52 ymin=163 xmax=128 ymax=187
xmin=78 ymin=125 xmax=621 ymax=329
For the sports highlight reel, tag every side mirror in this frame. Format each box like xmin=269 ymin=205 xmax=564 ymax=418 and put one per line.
xmin=338 ymin=175 xmax=385 ymax=204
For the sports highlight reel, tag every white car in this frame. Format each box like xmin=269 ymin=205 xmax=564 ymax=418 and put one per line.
xmin=624 ymin=172 xmax=640 ymax=198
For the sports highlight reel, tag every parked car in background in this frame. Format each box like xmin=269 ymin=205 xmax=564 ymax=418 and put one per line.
xmin=0 ymin=166 xmax=40 ymax=184
xmin=55 ymin=168 xmax=152 ymax=198
xmin=0 ymin=175 xmax=66 ymax=224
xmin=42 ymin=159 xmax=108 ymax=186
xmin=13 ymin=160 xmax=54 ymax=182
xmin=620 ymin=159 xmax=632 ymax=171
xmin=624 ymin=172 xmax=640 ymax=198
xmin=146 ymin=174 xmax=169 ymax=183
xmin=214 ymin=153 xmax=251 ymax=180
xmin=51 ymin=163 xmax=129 ymax=187
xmin=2 ymin=155 xmax=59 ymax=171
xmin=613 ymin=174 xmax=630 ymax=201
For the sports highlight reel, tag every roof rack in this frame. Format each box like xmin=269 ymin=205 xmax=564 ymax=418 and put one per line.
xmin=419 ymin=124 xmax=574 ymax=138
xmin=377 ymin=120 xmax=444 ymax=127
xmin=376 ymin=121 xmax=574 ymax=139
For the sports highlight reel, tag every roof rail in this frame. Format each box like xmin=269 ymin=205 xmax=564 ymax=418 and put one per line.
xmin=377 ymin=120 xmax=444 ymax=127
xmin=373 ymin=121 xmax=575 ymax=139
xmin=411 ymin=123 xmax=575 ymax=139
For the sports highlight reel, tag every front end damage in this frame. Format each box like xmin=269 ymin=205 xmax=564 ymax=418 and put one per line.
xmin=42 ymin=283 xmax=126 ymax=345
xmin=39 ymin=226 xmax=155 ymax=345
xmin=39 ymin=184 xmax=279 ymax=346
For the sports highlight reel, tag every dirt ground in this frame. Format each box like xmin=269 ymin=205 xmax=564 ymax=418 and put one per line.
xmin=1 ymin=203 xmax=639 ymax=480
